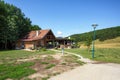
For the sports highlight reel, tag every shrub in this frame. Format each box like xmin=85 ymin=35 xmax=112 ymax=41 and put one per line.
xmin=41 ymin=47 xmax=47 ymax=51
xmin=37 ymin=47 xmax=47 ymax=51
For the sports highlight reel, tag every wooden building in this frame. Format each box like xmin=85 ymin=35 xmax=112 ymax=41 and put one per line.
xmin=16 ymin=29 xmax=73 ymax=49
xmin=16 ymin=29 xmax=56 ymax=49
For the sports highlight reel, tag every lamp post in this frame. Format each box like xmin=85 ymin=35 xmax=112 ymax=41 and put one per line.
xmin=92 ymin=24 xmax=98 ymax=59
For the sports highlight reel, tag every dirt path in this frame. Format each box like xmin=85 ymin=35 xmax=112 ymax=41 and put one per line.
xmin=49 ymin=49 xmax=120 ymax=80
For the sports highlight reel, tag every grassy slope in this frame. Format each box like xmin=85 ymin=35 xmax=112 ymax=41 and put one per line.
xmin=95 ymin=37 xmax=120 ymax=44
xmin=65 ymin=48 xmax=120 ymax=64
xmin=80 ymin=37 xmax=120 ymax=48
xmin=60 ymin=37 xmax=120 ymax=63
xmin=94 ymin=37 xmax=120 ymax=48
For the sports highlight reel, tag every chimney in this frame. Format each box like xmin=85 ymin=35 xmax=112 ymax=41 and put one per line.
xmin=36 ymin=30 xmax=39 ymax=36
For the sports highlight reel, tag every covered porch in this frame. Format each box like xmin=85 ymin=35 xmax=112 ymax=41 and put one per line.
xmin=55 ymin=38 xmax=73 ymax=48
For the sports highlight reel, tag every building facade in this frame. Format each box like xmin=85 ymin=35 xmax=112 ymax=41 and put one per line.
xmin=16 ymin=29 xmax=73 ymax=49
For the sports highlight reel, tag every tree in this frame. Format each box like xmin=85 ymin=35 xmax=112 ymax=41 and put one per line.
xmin=0 ymin=1 xmax=33 ymax=49
xmin=85 ymin=36 xmax=92 ymax=51
xmin=30 ymin=25 xmax=41 ymax=31
xmin=0 ymin=1 xmax=8 ymax=49
xmin=70 ymin=26 xmax=120 ymax=42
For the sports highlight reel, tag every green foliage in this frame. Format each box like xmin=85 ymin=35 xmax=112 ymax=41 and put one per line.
xmin=84 ymin=36 xmax=92 ymax=50
xmin=70 ymin=26 xmax=120 ymax=42
xmin=0 ymin=1 xmax=42 ymax=50
xmin=37 ymin=47 xmax=47 ymax=51
xmin=0 ymin=62 xmax=35 ymax=80
xmin=76 ymin=42 xmax=82 ymax=48
xmin=0 ymin=1 xmax=8 ymax=49
xmin=41 ymin=47 xmax=47 ymax=51
xmin=30 ymin=24 xmax=41 ymax=31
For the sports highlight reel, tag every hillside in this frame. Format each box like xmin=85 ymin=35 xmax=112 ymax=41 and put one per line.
xmin=95 ymin=37 xmax=120 ymax=48
xmin=79 ymin=37 xmax=120 ymax=48
xmin=70 ymin=26 xmax=120 ymax=42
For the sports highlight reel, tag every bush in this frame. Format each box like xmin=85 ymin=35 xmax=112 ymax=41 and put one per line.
xmin=71 ymin=42 xmax=81 ymax=48
xmin=37 ymin=47 xmax=47 ymax=51
xmin=54 ymin=47 xmax=58 ymax=50
xmin=41 ymin=47 xmax=47 ymax=51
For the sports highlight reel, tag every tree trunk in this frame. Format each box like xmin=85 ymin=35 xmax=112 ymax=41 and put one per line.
xmin=4 ymin=36 xmax=7 ymax=50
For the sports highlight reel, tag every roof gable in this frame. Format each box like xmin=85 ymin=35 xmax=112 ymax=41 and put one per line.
xmin=21 ymin=29 xmax=55 ymax=41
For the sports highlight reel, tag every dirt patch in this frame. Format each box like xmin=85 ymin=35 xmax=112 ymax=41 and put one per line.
xmin=20 ymin=53 xmax=83 ymax=80
xmin=92 ymin=61 xmax=108 ymax=64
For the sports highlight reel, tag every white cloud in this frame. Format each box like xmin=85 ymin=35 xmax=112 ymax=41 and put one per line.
xmin=57 ymin=31 xmax=62 ymax=35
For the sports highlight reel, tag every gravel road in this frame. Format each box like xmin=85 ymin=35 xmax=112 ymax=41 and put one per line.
xmin=49 ymin=63 xmax=120 ymax=80
xmin=49 ymin=50 xmax=120 ymax=80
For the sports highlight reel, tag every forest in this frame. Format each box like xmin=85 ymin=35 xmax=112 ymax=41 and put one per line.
xmin=70 ymin=26 xmax=120 ymax=42
xmin=0 ymin=1 xmax=41 ymax=50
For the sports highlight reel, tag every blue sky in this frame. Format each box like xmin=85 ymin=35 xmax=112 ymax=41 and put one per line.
xmin=4 ymin=0 xmax=120 ymax=37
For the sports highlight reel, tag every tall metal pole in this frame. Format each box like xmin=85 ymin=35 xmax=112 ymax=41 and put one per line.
xmin=92 ymin=24 xmax=98 ymax=59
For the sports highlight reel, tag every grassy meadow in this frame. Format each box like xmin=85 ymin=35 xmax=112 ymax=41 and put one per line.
xmin=0 ymin=49 xmax=84 ymax=80
xmin=65 ymin=48 xmax=120 ymax=63
xmin=94 ymin=37 xmax=120 ymax=48
xmin=80 ymin=37 xmax=120 ymax=48
xmin=0 ymin=50 xmax=55 ymax=80
xmin=0 ymin=37 xmax=119 ymax=79
xmin=68 ymin=37 xmax=120 ymax=63
xmin=0 ymin=50 xmax=55 ymax=64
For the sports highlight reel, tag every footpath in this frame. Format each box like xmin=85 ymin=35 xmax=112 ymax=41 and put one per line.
xmin=48 ymin=49 xmax=120 ymax=80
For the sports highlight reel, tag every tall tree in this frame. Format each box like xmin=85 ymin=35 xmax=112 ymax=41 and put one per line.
xmin=0 ymin=1 xmax=8 ymax=49
xmin=30 ymin=25 xmax=41 ymax=31
xmin=0 ymin=1 xmax=32 ymax=49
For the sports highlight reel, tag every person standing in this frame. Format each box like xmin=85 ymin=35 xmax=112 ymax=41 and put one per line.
xmin=61 ymin=45 xmax=64 ymax=55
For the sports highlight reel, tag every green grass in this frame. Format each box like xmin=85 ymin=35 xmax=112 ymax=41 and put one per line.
xmin=41 ymin=62 xmax=49 ymax=64
xmin=0 ymin=50 xmax=55 ymax=64
xmin=63 ymin=54 xmax=84 ymax=65
xmin=0 ymin=62 xmax=35 ymax=80
xmin=65 ymin=48 xmax=120 ymax=63
xmin=0 ymin=49 xmax=55 ymax=79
